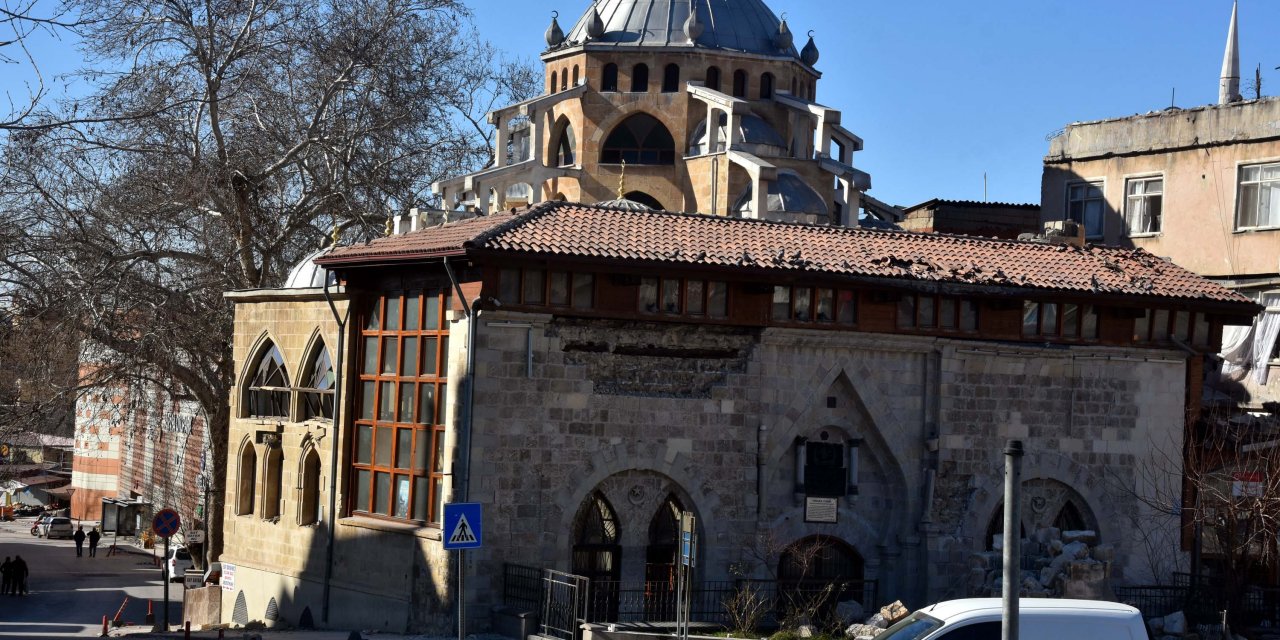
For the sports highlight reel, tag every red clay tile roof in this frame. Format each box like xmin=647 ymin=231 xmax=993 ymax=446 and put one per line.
xmin=318 ymin=203 xmax=1254 ymax=306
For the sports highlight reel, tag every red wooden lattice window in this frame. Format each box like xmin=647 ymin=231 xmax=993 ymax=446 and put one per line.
xmin=351 ymin=289 xmax=450 ymax=524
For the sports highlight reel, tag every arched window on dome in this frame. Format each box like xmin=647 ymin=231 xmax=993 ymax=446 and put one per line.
xmin=662 ymin=64 xmax=680 ymax=93
xmin=550 ymin=70 xmax=558 ymax=94
xmin=300 ymin=340 xmax=334 ymax=421
xmin=706 ymin=66 xmax=721 ymax=92
xmin=561 ymin=67 xmax=568 ymax=91
xmin=601 ymin=113 xmax=675 ymax=165
xmin=761 ymin=72 xmax=775 ymax=99
xmin=602 ymin=63 xmax=619 ymax=92
xmin=572 ymin=65 xmax=580 ymax=88
xmin=732 ymin=70 xmax=747 ymax=98
xmin=246 ymin=341 xmax=290 ymax=418
xmin=631 ymin=63 xmax=649 ymax=92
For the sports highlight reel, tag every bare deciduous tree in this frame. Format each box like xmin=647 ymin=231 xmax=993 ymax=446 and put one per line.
xmin=0 ymin=0 xmax=536 ymax=556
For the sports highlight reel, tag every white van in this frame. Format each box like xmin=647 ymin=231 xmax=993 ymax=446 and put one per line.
xmin=876 ymin=598 xmax=1149 ymax=640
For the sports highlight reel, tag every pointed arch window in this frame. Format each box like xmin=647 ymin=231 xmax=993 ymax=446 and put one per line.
xmin=247 ymin=342 xmax=290 ymax=419
xmin=561 ymin=68 xmax=569 ymax=91
xmin=300 ymin=342 xmax=334 ymax=420
xmin=732 ymin=70 xmax=747 ymax=98
xmin=263 ymin=446 xmax=284 ymax=520
xmin=237 ymin=442 xmax=257 ymax=516
xmin=572 ymin=65 xmax=580 ymax=88
xmin=662 ymin=64 xmax=680 ymax=93
xmin=601 ymin=113 xmax=675 ymax=165
xmin=706 ymin=66 xmax=721 ymax=92
xmin=550 ymin=70 xmax=558 ymax=94
xmin=573 ymin=492 xmax=621 ymax=619
xmin=631 ymin=63 xmax=649 ymax=92
xmin=299 ymin=446 xmax=321 ymax=526
xmin=553 ymin=118 xmax=576 ymax=167
xmin=761 ymin=73 xmax=775 ymax=99
xmin=602 ymin=63 xmax=619 ymax=92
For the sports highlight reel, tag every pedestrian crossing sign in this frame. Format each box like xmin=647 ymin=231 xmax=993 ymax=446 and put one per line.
xmin=443 ymin=502 xmax=483 ymax=550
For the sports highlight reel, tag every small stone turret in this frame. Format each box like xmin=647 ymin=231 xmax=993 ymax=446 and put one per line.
xmin=545 ymin=11 xmax=565 ymax=48
xmin=683 ymin=2 xmax=704 ymax=43
xmin=585 ymin=4 xmax=605 ymax=40
xmin=801 ymin=31 xmax=820 ymax=66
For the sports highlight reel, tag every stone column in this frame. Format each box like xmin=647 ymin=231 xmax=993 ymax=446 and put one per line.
xmin=494 ymin=115 xmax=507 ymax=168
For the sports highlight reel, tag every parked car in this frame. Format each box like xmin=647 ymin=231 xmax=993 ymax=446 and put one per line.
xmin=202 ymin=561 xmax=223 ymax=586
xmin=40 ymin=517 xmax=74 ymax=539
xmin=163 ymin=546 xmax=194 ymax=583
xmin=876 ymin=598 xmax=1147 ymax=640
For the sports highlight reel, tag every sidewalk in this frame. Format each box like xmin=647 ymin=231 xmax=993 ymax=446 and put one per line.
xmin=111 ymin=626 xmax=511 ymax=640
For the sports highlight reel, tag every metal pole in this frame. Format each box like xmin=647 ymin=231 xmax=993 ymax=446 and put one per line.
xmin=457 ymin=549 xmax=465 ymax=640
xmin=1002 ymin=440 xmax=1023 ymax=640
xmin=163 ymin=536 xmax=171 ymax=631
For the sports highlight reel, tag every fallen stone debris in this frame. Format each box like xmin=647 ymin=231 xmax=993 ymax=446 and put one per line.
xmin=969 ymin=528 xmax=1114 ymax=599
xmin=843 ymin=600 xmax=910 ymax=638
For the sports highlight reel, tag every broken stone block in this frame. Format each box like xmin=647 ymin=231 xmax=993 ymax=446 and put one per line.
xmin=1164 ymin=611 xmax=1187 ymax=635
xmin=1062 ymin=530 xmax=1098 ymax=545
xmin=970 ymin=552 xmax=995 ymax=570
xmin=799 ymin=624 xmax=814 ymax=638
xmin=879 ymin=601 xmax=909 ymax=625
xmin=845 ymin=623 xmax=884 ymax=638
xmin=1061 ymin=560 xmax=1112 ymax=599
xmin=1033 ymin=527 xmax=1062 ymax=544
xmin=1091 ymin=544 xmax=1115 ymax=563
xmin=836 ymin=601 xmax=865 ymax=626
xmin=1039 ymin=566 xmax=1060 ymax=587
xmin=1060 ymin=540 xmax=1089 ymax=560
xmin=866 ymin=613 xmax=889 ymax=629
xmin=1049 ymin=539 xmax=1064 ymax=555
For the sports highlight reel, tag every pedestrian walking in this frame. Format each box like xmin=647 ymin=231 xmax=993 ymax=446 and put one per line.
xmin=73 ymin=524 xmax=86 ymax=557
xmin=1 ymin=556 xmax=10 ymax=595
xmin=88 ymin=527 xmax=101 ymax=557
xmin=12 ymin=555 xmax=27 ymax=595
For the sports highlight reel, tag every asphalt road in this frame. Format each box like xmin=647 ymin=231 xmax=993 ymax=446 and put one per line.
xmin=0 ymin=516 xmax=180 ymax=638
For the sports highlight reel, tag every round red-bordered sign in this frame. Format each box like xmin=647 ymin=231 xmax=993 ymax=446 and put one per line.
xmin=152 ymin=508 xmax=181 ymax=538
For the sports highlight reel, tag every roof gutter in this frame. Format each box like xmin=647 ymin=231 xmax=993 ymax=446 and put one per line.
xmin=442 ymin=257 xmax=483 ymax=504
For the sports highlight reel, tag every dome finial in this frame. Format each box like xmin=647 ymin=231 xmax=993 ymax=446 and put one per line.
xmin=801 ymin=30 xmax=820 ymax=66
xmin=586 ymin=3 xmax=605 ymax=40
xmin=774 ymin=14 xmax=793 ymax=51
xmin=330 ymin=222 xmax=341 ymax=249
xmin=617 ymin=159 xmax=627 ymax=200
xmin=545 ymin=11 xmax=565 ymax=48
xmin=683 ymin=1 xmax=704 ymax=44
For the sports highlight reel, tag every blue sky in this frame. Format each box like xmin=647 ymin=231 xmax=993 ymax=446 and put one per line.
xmin=5 ymin=1 xmax=1278 ymax=208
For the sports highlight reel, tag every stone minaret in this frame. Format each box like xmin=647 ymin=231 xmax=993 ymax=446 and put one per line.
xmin=1219 ymin=1 xmax=1241 ymax=104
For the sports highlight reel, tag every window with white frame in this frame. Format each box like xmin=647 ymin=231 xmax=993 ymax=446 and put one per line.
xmin=1067 ymin=181 xmax=1105 ymax=238
xmin=1125 ymin=176 xmax=1163 ymax=235
xmin=1237 ymin=163 xmax=1280 ymax=229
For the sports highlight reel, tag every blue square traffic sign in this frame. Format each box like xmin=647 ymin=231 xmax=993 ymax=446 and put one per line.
xmin=443 ymin=502 xmax=483 ymax=550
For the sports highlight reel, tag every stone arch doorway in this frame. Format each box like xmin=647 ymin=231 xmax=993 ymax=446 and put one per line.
xmin=983 ymin=478 xmax=1100 ymax=550
xmin=778 ymin=535 xmax=867 ymax=611
xmin=572 ymin=491 xmax=621 ymax=619
xmin=643 ymin=494 xmax=684 ymax=618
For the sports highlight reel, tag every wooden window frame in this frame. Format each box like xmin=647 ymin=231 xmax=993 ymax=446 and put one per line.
xmin=772 ymin=285 xmax=857 ymax=326
xmin=638 ymin=277 xmax=729 ymax=319
xmin=898 ymin=293 xmax=977 ymax=333
xmin=351 ymin=290 xmax=450 ymax=525
xmin=1133 ymin=308 xmax=1203 ymax=346
xmin=1023 ymin=301 xmax=1100 ymax=341
xmin=500 ymin=268 xmax=595 ymax=309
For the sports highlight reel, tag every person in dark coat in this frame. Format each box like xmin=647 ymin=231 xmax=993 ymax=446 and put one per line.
xmin=73 ymin=524 xmax=86 ymax=557
xmin=1 ymin=556 xmax=10 ymax=595
xmin=88 ymin=527 xmax=101 ymax=557
xmin=12 ymin=555 xmax=27 ymax=595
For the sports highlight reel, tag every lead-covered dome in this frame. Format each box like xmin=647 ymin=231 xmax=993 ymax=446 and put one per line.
xmin=562 ymin=0 xmax=799 ymax=57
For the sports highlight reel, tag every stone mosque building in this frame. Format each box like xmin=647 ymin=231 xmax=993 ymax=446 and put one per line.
xmin=212 ymin=0 xmax=1261 ymax=634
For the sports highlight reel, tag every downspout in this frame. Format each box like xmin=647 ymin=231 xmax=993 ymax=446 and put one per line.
xmin=442 ymin=256 xmax=478 ymax=502
xmin=321 ymin=269 xmax=349 ymax=624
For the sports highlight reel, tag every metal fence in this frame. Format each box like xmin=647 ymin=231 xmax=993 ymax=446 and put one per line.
xmin=503 ymin=563 xmax=879 ymax=628
xmin=1115 ymin=574 xmax=1280 ymax=627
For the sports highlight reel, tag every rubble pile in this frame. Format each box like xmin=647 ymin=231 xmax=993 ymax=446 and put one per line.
xmin=843 ymin=601 xmax=909 ymax=639
xmin=969 ymin=528 xmax=1114 ymax=599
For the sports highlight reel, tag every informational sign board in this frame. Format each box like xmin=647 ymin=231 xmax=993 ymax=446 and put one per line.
xmin=1233 ymin=471 xmax=1264 ymax=498
xmin=221 ymin=563 xmax=236 ymax=591
xmin=679 ymin=512 xmax=696 ymax=567
xmin=187 ymin=530 xmax=206 ymax=544
xmin=804 ymin=497 xmax=839 ymax=523
xmin=443 ymin=502 xmax=483 ymax=550
xmin=183 ymin=570 xmax=203 ymax=590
